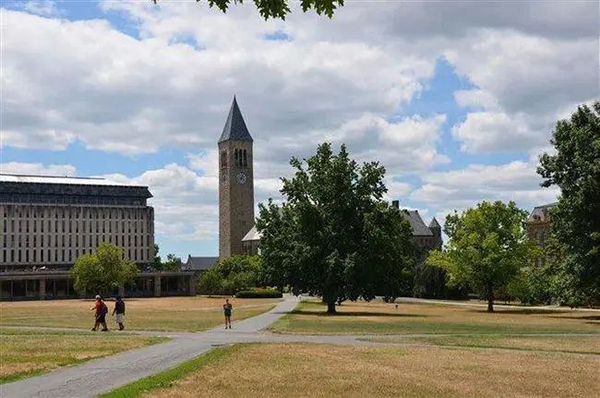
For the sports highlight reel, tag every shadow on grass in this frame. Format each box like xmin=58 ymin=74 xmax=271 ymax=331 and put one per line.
xmin=290 ymin=310 xmax=426 ymax=318
xmin=469 ymin=308 xmax=571 ymax=315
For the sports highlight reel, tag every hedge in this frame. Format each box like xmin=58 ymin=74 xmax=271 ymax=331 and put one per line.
xmin=235 ymin=288 xmax=282 ymax=298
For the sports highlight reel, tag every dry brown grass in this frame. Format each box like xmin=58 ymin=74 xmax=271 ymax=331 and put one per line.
xmin=141 ymin=343 xmax=600 ymax=398
xmin=0 ymin=297 xmax=281 ymax=332
xmin=0 ymin=329 xmax=166 ymax=383
xmin=270 ymin=300 xmax=600 ymax=335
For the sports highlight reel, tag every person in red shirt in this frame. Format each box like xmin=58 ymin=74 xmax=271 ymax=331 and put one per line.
xmin=90 ymin=295 xmax=108 ymax=331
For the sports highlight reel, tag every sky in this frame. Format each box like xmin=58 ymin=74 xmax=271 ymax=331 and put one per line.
xmin=1 ymin=0 xmax=598 ymax=259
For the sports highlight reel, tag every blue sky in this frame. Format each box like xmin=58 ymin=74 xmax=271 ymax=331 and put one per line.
xmin=1 ymin=0 xmax=597 ymax=258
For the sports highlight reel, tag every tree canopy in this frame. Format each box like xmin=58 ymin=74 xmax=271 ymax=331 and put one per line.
xmin=427 ymin=201 xmax=536 ymax=311
xmin=537 ymin=102 xmax=600 ymax=306
xmin=197 ymin=255 xmax=263 ymax=296
xmin=151 ymin=0 xmax=344 ymax=20
xmin=257 ymin=143 xmax=415 ymax=313
xmin=71 ymin=243 xmax=139 ymax=296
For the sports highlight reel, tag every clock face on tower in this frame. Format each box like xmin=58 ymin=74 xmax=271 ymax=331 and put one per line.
xmin=236 ymin=172 xmax=247 ymax=185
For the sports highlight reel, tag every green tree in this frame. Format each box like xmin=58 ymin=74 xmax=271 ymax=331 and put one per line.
xmin=427 ymin=201 xmax=536 ymax=312
xmin=537 ymin=102 xmax=600 ymax=306
xmin=162 ymin=254 xmax=182 ymax=271
xmin=197 ymin=255 xmax=263 ymax=295
xmin=71 ymin=243 xmax=139 ymax=296
xmin=152 ymin=243 xmax=162 ymax=270
xmin=257 ymin=143 xmax=415 ymax=313
xmin=197 ymin=267 xmax=224 ymax=296
xmin=151 ymin=0 xmax=344 ymax=20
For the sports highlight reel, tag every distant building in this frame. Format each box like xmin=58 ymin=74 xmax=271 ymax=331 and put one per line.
xmin=392 ymin=200 xmax=442 ymax=253
xmin=526 ymin=203 xmax=556 ymax=266
xmin=183 ymin=256 xmax=219 ymax=272
xmin=0 ymin=174 xmax=195 ymax=300
xmin=242 ymin=225 xmax=261 ymax=255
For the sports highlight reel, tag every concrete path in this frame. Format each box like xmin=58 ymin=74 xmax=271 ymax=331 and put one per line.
xmin=1 ymin=296 xmax=300 ymax=398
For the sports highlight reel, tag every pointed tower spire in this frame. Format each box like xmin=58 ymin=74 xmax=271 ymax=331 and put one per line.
xmin=218 ymin=96 xmax=253 ymax=143
xmin=429 ymin=217 xmax=441 ymax=228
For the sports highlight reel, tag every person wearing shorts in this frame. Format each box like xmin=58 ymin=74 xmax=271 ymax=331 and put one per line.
xmin=112 ymin=295 xmax=126 ymax=331
xmin=91 ymin=295 xmax=108 ymax=331
xmin=223 ymin=299 xmax=233 ymax=329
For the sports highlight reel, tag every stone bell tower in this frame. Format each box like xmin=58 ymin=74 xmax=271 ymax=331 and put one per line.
xmin=218 ymin=96 xmax=255 ymax=258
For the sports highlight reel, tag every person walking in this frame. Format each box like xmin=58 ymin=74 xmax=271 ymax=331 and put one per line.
xmin=112 ymin=295 xmax=126 ymax=331
xmin=91 ymin=295 xmax=109 ymax=331
xmin=223 ymin=299 xmax=233 ymax=329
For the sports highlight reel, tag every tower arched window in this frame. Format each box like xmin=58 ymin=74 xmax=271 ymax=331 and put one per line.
xmin=220 ymin=151 xmax=228 ymax=168
xmin=234 ymin=149 xmax=239 ymax=167
xmin=243 ymin=149 xmax=247 ymax=167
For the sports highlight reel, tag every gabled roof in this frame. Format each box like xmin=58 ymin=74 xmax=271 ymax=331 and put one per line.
xmin=528 ymin=203 xmax=557 ymax=223
xmin=242 ymin=225 xmax=261 ymax=242
xmin=429 ymin=217 xmax=441 ymax=228
xmin=402 ymin=210 xmax=433 ymax=236
xmin=218 ymin=96 xmax=253 ymax=143
xmin=184 ymin=256 xmax=219 ymax=271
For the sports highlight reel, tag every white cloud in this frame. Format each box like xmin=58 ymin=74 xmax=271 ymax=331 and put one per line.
xmin=0 ymin=162 xmax=76 ymax=176
xmin=451 ymin=111 xmax=540 ymax=153
xmin=412 ymin=160 xmax=559 ymax=212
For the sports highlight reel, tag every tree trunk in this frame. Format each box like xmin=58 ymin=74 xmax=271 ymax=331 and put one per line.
xmin=327 ymin=302 xmax=337 ymax=314
xmin=486 ymin=281 xmax=494 ymax=312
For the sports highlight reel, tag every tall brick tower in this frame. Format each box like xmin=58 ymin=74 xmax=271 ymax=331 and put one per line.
xmin=218 ymin=96 xmax=255 ymax=258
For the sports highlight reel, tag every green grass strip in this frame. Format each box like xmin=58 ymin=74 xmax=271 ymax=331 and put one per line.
xmin=100 ymin=344 xmax=242 ymax=398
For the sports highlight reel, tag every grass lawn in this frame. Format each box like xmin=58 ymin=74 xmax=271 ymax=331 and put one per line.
xmin=103 ymin=342 xmax=600 ymax=398
xmin=0 ymin=296 xmax=280 ymax=332
xmin=0 ymin=328 xmax=167 ymax=384
xmin=269 ymin=300 xmax=600 ymax=335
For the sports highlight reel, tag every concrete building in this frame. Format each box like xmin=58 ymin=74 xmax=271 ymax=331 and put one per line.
xmin=0 ymin=174 xmax=195 ymax=300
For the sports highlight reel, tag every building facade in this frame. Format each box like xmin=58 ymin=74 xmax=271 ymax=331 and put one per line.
xmin=0 ymin=174 xmax=196 ymax=300
xmin=218 ymin=97 xmax=255 ymax=258
xmin=526 ymin=203 xmax=556 ymax=266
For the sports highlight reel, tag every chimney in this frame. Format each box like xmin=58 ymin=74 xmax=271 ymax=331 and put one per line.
xmin=392 ymin=200 xmax=399 ymax=208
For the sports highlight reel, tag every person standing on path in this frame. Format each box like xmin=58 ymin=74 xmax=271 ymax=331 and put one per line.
xmin=91 ymin=295 xmax=109 ymax=331
xmin=112 ymin=295 xmax=126 ymax=331
xmin=223 ymin=299 xmax=233 ymax=329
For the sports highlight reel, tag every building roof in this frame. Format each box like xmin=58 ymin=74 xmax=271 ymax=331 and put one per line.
xmin=429 ymin=217 xmax=441 ymax=228
xmin=0 ymin=174 xmax=132 ymax=186
xmin=242 ymin=225 xmax=261 ymax=242
xmin=0 ymin=174 xmax=152 ymax=198
xmin=402 ymin=210 xmax=433 ymax=236
xmin=184 ymin=256 xmax=219 ymax=271
xmin=528 ymin=203 xmax=557 ymax=223
xmin=218 ymin=96 xmax=253 ymax=143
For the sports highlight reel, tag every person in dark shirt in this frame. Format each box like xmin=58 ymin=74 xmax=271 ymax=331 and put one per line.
xmin=223 ymin=299 xmax=233 ymax=329
xmin=112 ymin=296 xmax=126 ymax=331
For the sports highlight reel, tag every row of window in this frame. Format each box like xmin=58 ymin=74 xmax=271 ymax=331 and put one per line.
xmin=0 ymin=195 xmax=146 ymax=206
xmin=1 ymin=247 xmax=149 ymax=264
xmin=2 ymin=207 xmax=150 ymax=220
xmin=1 ymin=233 xmax=151 ymax=249
xmin=220 ymin=148 xmax=250 ymax=168
xmin=2 ymin=219 xmax=150 ymax=235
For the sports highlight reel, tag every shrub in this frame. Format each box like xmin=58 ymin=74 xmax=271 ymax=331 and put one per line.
xmin=235 ymin=288 xmax=282 ymax=298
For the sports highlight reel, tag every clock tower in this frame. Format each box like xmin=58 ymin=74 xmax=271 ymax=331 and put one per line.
xmin=218 ymin=96 xmax=255 ymax=257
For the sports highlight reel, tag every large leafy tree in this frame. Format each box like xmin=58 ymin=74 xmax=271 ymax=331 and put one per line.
xmin=428 ymin=201 xmax=536 ymax=312
xmin=71 ymin=243 xmax=139 ymax=296
xmin=197 ymin=255 xmax=263 ymax=295
xmin=257 ymin=143 xmax=415 ymax=313
xmin=152 ymin=0 xmax=344 ymax=20
xmin=537 ymin=102 xmax=600 ymax=306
